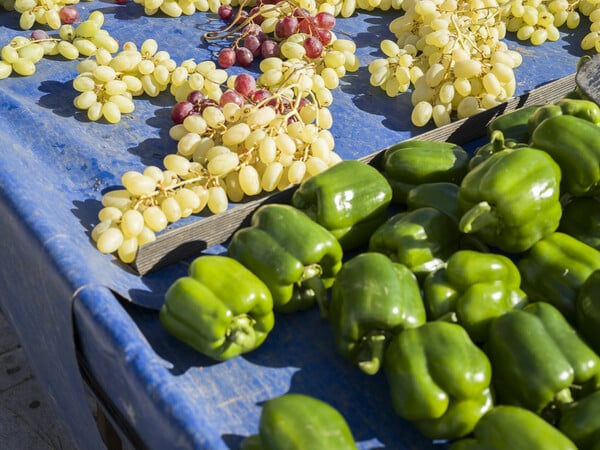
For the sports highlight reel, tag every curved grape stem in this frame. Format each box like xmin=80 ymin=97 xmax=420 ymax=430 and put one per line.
xmin=9 ymin=37 xmax=61 ymax=51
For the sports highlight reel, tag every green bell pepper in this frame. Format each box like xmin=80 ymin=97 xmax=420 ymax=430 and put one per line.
xmin=383 ymin=321 xmax=493 ymax=440
xmin=577 ymin=269 xmax=600 ymax=354
xmin=559 ymin=197 xmax=600 ymax=250
xmin=291 ymin=160 xmax=392 ymax=250
xmin=160 ymin=255 xmax=275 ymax=361
xmin=487 ymin=104 xmax=542 ymax=143
xmin=518 ymin=231 xmax=600 ymax=323
xmin=329 ymin=252 xmax=426 ymax=375
xmin=527 ymin=104 xmax=563 ymax=134
xmin=240 ymin=393 xmax=357 ymax=450
xmin=423 ymin=250 xmax=528 ymax=343
xmin=468 ymin=129 xmax=528 ymax=171
xmin=559 ymin=390 xmax=600 ymax=450
xmin=457 ymin=147 xmax=562 ymax=253
xmin=556 ymin=97 xmax=600 ymax=124
xmin=406 ymin=182 xmax=461 ymax=223
xmin=486 ymin=302 xmax=600 ymax=418
xmin=369 ymin=207 xmax=460 ymax=281
xmin=527 ymin=98 xmax=600 ymax=134
xmin=531 ymin=114 xmax=600 ymax=197
xmin=228 ymin=203 xmax=342 ymax=314
xmin=381 ymin=140 xmax=470 ymax=204
xmin=451 ymin=405 xmax=577 ymax=450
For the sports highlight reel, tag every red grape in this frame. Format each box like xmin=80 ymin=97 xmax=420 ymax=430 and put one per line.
xmin=243 ymin=35 xmax=262 ymax=57
xmin=218 ymin=5 xmax=233 ymax=20
xmin=249 ymin=89 xmax=271 ymax=103
xmin=317 ymin=29 xmax=333 ymax=46
xmin=316 ymin=12 xmax=335 ymax=30
xmin=115 ymin=0 xmax=127 ymax=4
xmin=187 ymin=90 xmax=205 ymax=105
xmin=304 ymin=36 xmax=323 ymax=59
xmin=219 ymin=89 xmax=245 ymax=107
xmin=235 ymin=47 xmax=254 ymax=67
xmin=59 ymin=6 xmax=79 ymax=24
xmin=171 ymin=101 xmax=194 ymax=124
xmin=234 ymin=73 xmax=256 ymax=97
xmin=30 ymin=29 xmax=49 ymax=41
xmin=275 ymin=16 xmax=299 ymax=39
xmin=298 ymin=16 xmax=317 ymax=34
xmin=217 ymin=48 xmax=236 ymax=68
xmin=260 ymin=40 xmax=280 ymax=58
xmin=248 ymin=7 xmax=264 ymax=25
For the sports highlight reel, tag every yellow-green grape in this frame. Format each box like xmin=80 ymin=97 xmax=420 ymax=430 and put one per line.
xmin=0 ymin=61 xmax=13 ymax=79
xmin=207 ymin=151 xmax=239 ymax=177
xmin=238 ymin=165 xmax=261 ymax=196
xmin=97 ymin=227 xmax=124 ymax=254
xmin=411 ymin=101 xmax=433 ymax=127
xmin=261 ymin=161 xmax=284 ymax=192
xmin=123 ymin=172 xmax=158 ymax=196
xmin=174 ymin=188 xmax=201 ymax=217
xmin=12 ymin=58 xmax=35 ymax=76
xmin=161 ymin=196 xmax=182 ymax=223
xmin=101 ymin=189 xmax=133 ymax=210
xmin=120 ymin=209 xmax=145 ymax=238
xmin=207 ymin=185 xmax=228 ymax=214
xmin=117 ymin=237 xmax=138 ymax=264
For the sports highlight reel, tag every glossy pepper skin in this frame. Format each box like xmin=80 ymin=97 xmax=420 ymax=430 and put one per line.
xmin=559 ymin=197 xmax=600 ymax=250
xmin=383 ymin=321 xmax=493 ymax=440
xmin=329 ymin=252 xmax=426 ymax=375
xmin=531 ymin=114 xmax=600 ymax=196
xmin=369 ymin=207 xmax=460 ymax=281
xmin=486 ymin=302 xmax=600 ymax=416
xmin=240 ymin=394 xmax=357 ymax=450
xmin=518 ymin=231 xmax=600 ymax=323
xmin=527 ymin=104 xmax=563 ymax=134
xmin=406 ymin=182 xmax=461 ymax=223
xmin=291 ymin=160 xmax=392 ymax=251
xmin=527 ymin=98 xmax=600 ymax=133
xmin=228 ymin=203 xmax=342 ymax=314
xmin=423 ymin=250 xmax=528 ymax=343
xmin=381 ymin=140 xmax=470 ymax=204
xmin=486 ymin=104 xmax=542 ymax=143
xmin=577 ymin=269 xmax=600 ymax=354
xmin=559 ymin=390 xmax=600 ymax=450
xmin=457 ymin=147 xmax=562 ymax=254
xmin=450 ymin=406 xmax=577 ymax=450
xmin=160 ymin=255 xmax=275 ymax=361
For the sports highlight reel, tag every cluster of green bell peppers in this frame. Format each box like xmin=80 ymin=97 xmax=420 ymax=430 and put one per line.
xmin=157 ymin=98 xmax=600 ymax=447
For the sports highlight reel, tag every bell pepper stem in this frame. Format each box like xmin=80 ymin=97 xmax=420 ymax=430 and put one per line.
xmin=490 ymin=130 xmax=506 ymax=152
xmin=302 ymin=263 xmax=323 ymax=281
xmin=459 ymin=201 xmax=499 ymax=234
xmin=227 ymin=315 xmax=257 ymax=351
xmin=357 ymin=332 xmax=389 ymax=375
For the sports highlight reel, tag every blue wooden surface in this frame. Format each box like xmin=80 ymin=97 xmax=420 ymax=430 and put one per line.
xmin=0 ymin=2 xmax=591 ymax=449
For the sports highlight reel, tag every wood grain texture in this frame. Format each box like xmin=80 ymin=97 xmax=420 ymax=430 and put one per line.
xmin=133 ymin=74 xmax=577 ymax=275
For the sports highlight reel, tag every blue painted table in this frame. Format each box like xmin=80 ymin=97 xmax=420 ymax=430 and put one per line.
xmin=0 ymin=2 xmax=589 ymax=449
